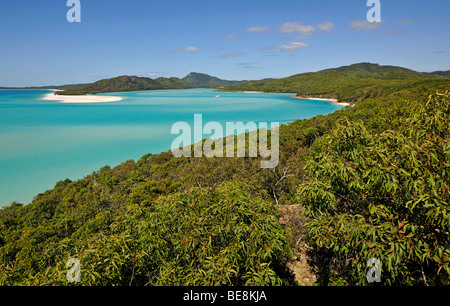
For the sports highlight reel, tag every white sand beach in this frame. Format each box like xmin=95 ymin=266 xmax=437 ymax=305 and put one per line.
xmin=307 ymin=98 xmax=350 ymax=106
xmin=291 ymin=96 xmax=350 ymax=106
xmin=42 ymin=92 xmax=122 ymax=103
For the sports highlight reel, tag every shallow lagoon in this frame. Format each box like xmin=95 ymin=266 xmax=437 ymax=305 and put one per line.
xmin=0 ymin=88 xmax=343 ymax=206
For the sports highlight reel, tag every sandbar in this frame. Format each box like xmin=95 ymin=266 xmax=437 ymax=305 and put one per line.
xmin=42 ymin=92 xmax=122 ymax=103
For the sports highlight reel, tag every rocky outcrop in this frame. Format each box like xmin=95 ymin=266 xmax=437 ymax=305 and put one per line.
xmin=278 ymin=204 xmax=317 ymax=286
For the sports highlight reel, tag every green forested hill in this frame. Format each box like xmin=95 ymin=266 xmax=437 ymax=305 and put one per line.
xmin=55 ymin=73 xmax=243 ymax=95
xmin=55 ymin=75 xmax=194 ymax=95
xmin=224 ymin=62 xmax=449 ymax=102
xmin=0 ymin=66 xmax=449 ymax=286
xmin=428 ymin=70 xmax=450 ymax=78
xmin=329 ymin=62 xmax=426 ymax=75
xmin=182 ymin=72 xmax=244 ymax=87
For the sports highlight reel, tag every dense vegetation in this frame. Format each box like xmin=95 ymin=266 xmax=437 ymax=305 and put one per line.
xmin=224 ymin=63 xmax=449 ymax=103
xmin=41 ymin=73 xmax=245 ymax=96
xmin=299 ymin=92 xmax=450 ymax=285
xmin=0 ymin=64 xmax=449 ymax=286
xmin=427 ymin=70 xmax=450 ymax=78
xmin=55 ymin=75 xmax=194 ymax=95
xmin=53 ymin=73 xmax=243 ymax=95
xmin=182 ymin=72 xmax=244 ymax=88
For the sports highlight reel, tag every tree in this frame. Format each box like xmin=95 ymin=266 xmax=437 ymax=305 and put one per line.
xmin=297 ymin=92 xmax=450 ymax=285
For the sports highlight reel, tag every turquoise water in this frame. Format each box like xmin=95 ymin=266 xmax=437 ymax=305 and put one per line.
xmin=0 ymin=88 xmax=343 ymax=206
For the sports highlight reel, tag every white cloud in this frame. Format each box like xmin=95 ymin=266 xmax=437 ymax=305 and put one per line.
xmin=184 ymin=46 xmax=199 ymax=52
xmin=317 ymin=21 xmax=335 ymax=31
xmin=349 ymin=20 xmax=385 ymax=31
xmin=237 ymin=62 xmax=260 ymax=70
xmin=246 ymin=25 xmax=270 ymax=33
xmin=170 ymin=46 xmax=200 ymax=53
xmin=279 ymin=22 xmax=315 ymax=34
xmin=248 ymin=21 xmax=335 ymax=39
xmin=221 ymin=33 xmax=238 ymax=41
xmin=257 ymin=46 xmax=276 ymax=53
xmin=278 ymin=22 xmax=316 ymax=39
xmin=397 ymin=18 xmax=413 ymax=25
xmin=278 ymin=42 xmax=310 ymax=52
xmin=221 ymin=52 xmax=247 ymax=58
xmin=148 ymin=72 xmax=164 ymax=77
xmin=390 ymin=30 xmax=407 ymax=36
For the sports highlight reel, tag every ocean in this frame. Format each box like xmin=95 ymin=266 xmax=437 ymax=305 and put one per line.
xmin=0 ymin=88 xmax=344 ymax=206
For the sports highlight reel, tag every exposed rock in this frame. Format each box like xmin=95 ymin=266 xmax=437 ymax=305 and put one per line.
xmin=278 ymin=204 xmax=317 ymax=286
xmin=287 ymin=255 xmax=317 ymax=286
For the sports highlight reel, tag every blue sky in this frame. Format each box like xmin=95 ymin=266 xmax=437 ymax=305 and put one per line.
xmin=0 ymin=0 xmax=449 ymax=86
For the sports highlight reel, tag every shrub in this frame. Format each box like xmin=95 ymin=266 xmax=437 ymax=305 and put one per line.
xmin=297 ymin=92 xmax=450 ymax=285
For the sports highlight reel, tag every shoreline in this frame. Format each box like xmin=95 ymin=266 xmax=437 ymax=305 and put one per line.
xmin=291 ymin=95 xmax=350 ymax=106
xmin=227 ymin=90 xmax=351 ymax=106
xmin=42 ymin=91 xmax=123 ymax=103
